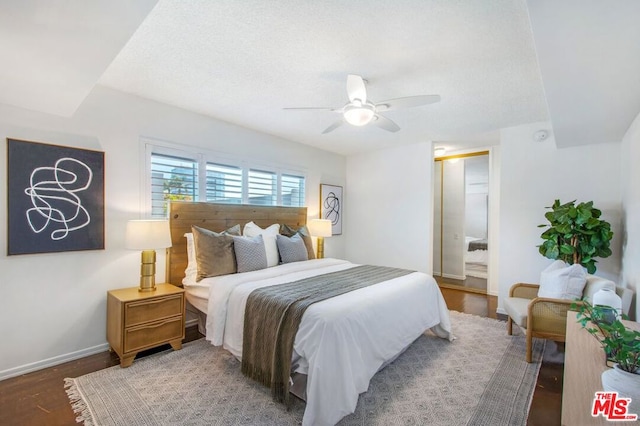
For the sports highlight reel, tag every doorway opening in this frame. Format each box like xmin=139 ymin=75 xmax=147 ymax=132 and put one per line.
xmin=433 ymin=151 xmax=489 ymax=294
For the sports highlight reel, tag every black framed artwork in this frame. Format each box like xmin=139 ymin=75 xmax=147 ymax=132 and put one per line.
xmin=320 ymin=183 xmax=342 ymax=235
xmin=7 ymin=139 xmax=105 ymax=255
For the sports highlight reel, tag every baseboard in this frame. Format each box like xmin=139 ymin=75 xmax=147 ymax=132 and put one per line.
xmin=442 ymin=273 xmax=466 ymax=280
xmin=0 ymin=323 xmax=201 ymax=382
xmin=0 ymin=342 xmax=110 ymax=381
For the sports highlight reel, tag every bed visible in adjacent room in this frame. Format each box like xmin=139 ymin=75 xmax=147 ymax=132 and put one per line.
xmin=465 ymin=236 xmax=488 ymax=279
xmin=167 ymin=201 xmax=453 ymax=426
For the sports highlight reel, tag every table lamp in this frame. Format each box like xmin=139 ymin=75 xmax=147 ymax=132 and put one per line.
xmin=308 ymin=219 xmax=332 ymax=259
xmin=125 ymin=219 xmax=172 ymax=292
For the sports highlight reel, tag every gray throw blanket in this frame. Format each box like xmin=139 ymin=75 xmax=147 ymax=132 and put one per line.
xmin=241 ymin=264 xmax=414 ymax=404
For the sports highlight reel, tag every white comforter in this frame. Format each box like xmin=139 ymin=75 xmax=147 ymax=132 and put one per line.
xmin=195 ymin=258 xmax=453 ymax=426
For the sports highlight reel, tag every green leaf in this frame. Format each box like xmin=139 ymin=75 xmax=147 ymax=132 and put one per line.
xmin=545 ymin=246 xmax=559 ymax=259
xmin=560 ymin=244 xmax=575 ymax=255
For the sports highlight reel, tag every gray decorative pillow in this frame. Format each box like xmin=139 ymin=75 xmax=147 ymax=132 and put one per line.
xmin=192 ymin=225 xmax=239 ymax=281
xmin=276 ymin=234 xmax=309 ymax=264
xmin=233 ymin=235 xmax=268 ymax=273
xmin=280 ymin=224 xmax=315 ymax=260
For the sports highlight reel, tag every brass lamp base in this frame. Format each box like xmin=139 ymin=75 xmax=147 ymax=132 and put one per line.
xmin=316 ymin=237 xmax=325 ymax=259
xmin=139 ymin=249 xmax=157 ymax=292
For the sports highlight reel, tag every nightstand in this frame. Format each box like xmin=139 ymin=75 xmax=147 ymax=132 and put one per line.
xmin=107 ymin=283 xmax=185 ymax=367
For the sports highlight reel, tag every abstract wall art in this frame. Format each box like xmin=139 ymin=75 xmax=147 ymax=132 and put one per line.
xmin=320 ymin=183 xmax=342 ymax=235
xmin=7 ymin=139 xmax=105 ymax=255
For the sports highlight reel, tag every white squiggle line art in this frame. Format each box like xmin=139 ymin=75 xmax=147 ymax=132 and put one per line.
xmin=24 ymin=157 xmax=93 ymax=241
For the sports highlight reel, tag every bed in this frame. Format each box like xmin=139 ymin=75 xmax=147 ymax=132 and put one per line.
xmin=465 ymin=236 xmax=488 ymax=279
xmin=167 ymin=201 xmax=453 ymax=426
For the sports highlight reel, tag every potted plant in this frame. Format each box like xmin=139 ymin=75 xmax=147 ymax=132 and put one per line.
xmin=538 ymin=200 xmax=613 ymax=274
xmin=575 ymin=300 xmax=640 ymax=413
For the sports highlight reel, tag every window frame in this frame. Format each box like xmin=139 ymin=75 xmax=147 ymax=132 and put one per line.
xmin=142 ymin=138 xmax=307 ymax=217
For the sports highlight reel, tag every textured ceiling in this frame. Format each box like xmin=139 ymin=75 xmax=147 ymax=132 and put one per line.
xmin=4 ymin=2 xmax=638 ymax=157
xmin=97 ymin=0 xmax=549 ymax=155
xmin=0 ymin=0 xmax=157 ymax=117
xmin=527 ymin=0 xmax=640 ymax=149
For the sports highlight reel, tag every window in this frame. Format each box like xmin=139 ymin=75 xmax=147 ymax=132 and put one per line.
xmin=146 ymin=141 xmax=306 ymax=217
xmin=248 ymin=169 xmax=277 ymax=205
xmin=281 ymin=174 xmax=305 ymax=206
xmin=206 ymin=163 xmax=242 ymax=204
xmin=150 ymin=153 xmax=198 ymax=217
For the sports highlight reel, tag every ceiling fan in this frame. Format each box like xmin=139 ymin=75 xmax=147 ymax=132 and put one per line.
xmin=284 ymin=74 xmax=441 ymax=134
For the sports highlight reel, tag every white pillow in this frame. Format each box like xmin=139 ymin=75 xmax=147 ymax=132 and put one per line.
xmin=538 ymin=260 xmax=587 ymax=300
xmin=243 ymin=222 xmax=280 ymax=267
xmin=183 ymin=232 xmax=197 ymax=283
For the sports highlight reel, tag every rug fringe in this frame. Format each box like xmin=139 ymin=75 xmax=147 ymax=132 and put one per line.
xmin=64 ymin=378 xmax=95 ymax=426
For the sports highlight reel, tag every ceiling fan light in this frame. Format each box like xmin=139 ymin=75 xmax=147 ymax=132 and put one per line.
xmin=344 ymin=104 xmax=375 ymax=126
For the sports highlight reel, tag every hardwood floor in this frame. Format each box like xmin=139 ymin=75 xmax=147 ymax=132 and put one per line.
xmin=0 ymin=289 xmax=562 ymax=426
xmin=436 ymin=274 xmax=488 ymax=294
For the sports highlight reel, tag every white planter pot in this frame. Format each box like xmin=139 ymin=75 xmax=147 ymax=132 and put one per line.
xmin=601 ymin=364 xmax=640 ymax=415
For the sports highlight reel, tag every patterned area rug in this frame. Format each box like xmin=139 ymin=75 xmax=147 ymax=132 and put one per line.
xmin=65 ymin=311 xmax=544 ymax=425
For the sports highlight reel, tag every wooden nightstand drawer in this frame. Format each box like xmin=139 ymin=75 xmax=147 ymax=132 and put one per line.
xmin=124 ymin=315 xmax=183 ymax=353
xmin=107 ymin=284 xmax=186 ymax=367
xmin=125 ymin=294 xmax=183 ymax=327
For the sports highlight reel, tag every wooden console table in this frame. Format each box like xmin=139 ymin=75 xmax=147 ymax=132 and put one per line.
xmin=562 ymin=311 xmax=640 ymax=425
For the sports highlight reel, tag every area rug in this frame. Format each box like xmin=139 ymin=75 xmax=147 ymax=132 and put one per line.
xmin=65 ymin=311 xmax=544 ymax=425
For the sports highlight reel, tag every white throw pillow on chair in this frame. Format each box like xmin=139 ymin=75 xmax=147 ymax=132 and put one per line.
xmin=538 ymin=260 xmax=587 ymax=300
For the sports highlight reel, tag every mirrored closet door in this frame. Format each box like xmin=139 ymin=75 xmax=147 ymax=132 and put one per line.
xmin=433 ymin=151 xmax=489 ymax=293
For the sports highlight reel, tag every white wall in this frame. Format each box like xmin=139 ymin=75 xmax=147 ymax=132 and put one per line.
xmin=621 ymin=110 xmax=640 ymax=320
xmin=344 ymin=142 xmax=432 ymax=273
xmin=498 ymin=121 xmax=622 ymax=312
xmin=0 ymin=86 xmax=346 ymax=379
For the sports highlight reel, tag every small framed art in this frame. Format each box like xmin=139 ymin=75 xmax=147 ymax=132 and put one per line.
xmin=7 ymin=138 xmax=105 ymax=255
xmin=320 ymin=183 xmax=342 ymax=235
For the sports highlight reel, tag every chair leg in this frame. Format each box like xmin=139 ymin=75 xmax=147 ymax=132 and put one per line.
xmin=507 ymin=317 xmax=513 ymax=336
xmin=526 ymin=332 xmax=533 ymax=363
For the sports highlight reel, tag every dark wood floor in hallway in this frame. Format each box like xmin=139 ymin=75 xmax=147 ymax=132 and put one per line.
xmin=0 ymin=287 xmax=562 ymax=426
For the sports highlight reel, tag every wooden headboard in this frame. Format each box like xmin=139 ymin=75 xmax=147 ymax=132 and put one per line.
xmin=166 ymin=201 xmax=308 ymax=286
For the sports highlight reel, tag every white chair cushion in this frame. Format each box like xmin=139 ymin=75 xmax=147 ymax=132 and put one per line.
xmin=538 ymin=260 xmax=587 ymax=300
xmin=504 ymin=297 xmax=531 ymax=328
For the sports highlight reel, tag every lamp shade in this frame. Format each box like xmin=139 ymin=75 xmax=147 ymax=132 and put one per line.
xmin=308 ymin=219 xmax=332 ymax=238
xmin=343 ymin=104 xmax=375 ymax=126
xmin=125 ymin=220 xmax=172 ymax=249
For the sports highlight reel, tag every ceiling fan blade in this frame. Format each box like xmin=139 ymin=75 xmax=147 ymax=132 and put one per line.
xmin=322 ymin=120 xmax=344 ymax=134
xmin=373 ymin=114 xmax=400 ymax=133
xmin=283 ymin=107 xmax=341 ymax=112
xmin=346 ymin=74 xmax=367 ymax=103
xmin=375 ymin=95 xmax=441 ymax=112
